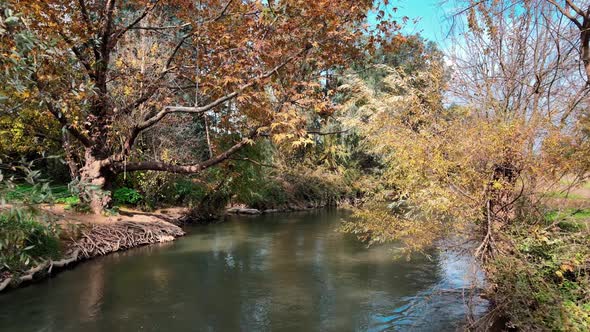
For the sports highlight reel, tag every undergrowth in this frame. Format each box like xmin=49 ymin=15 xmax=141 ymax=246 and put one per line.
xmin=0 ymin=209 xmax=61 ymax=274
xmin=488 ymin=209 xmax=590 ymax=331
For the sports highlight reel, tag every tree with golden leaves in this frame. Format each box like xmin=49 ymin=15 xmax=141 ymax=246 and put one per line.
xmin=341 ymin=0 xmax=590 ymax=259
xmin=1 ymin=0 xmax=396 ymax=213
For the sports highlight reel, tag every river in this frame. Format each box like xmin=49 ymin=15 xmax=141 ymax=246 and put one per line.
xmin=0 ymin=209 xmax=487 ymax=331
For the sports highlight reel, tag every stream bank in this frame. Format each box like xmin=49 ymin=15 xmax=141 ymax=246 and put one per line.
xmin=0 ymin=207 xmax=185 ymax=293
xmin=0 ymin=201 xmax=329 ymax=293
xmin=0 ymin=210 xmax=488 ymax=331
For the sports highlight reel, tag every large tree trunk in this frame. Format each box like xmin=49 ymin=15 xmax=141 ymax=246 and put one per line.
xmin=62 ymin=131 xmax=81 ymax=180
xmin=79 ymin=151 xmax=114 ymax=214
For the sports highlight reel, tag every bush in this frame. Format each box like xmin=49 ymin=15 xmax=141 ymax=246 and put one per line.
xmin=171 ymin=179 xmax=206 ymax=206
xmin=490 ymin=220 xmax=590 ymax=331
xmin=240 ymin=180 xmax=288 ymax=210
xmin=282 ymin=168 xmax=347 ymax=207
xmin=113 ymin=187 xmax=143 ymax=206
xmin=189 ymin=188 xmax=231 ymax=222
xmin=123 ymin=172 xmax=196 ymax=209
xmin=0 ymin=210 xmax=61 ymax=273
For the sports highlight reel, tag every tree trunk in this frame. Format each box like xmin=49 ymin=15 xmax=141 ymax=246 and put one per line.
xmin=79 ymin=152 xmax=113 ymax=214
xmin=62 ymin=131 xmax=81 ymax=180
xmin=581 ymin=23 xmax=590 ymax=84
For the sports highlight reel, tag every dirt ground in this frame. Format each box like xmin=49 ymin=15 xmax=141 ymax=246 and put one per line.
xmin=37 ymin=204 xmax=188 ymax=225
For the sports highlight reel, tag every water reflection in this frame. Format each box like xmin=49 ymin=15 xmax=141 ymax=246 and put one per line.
xmin=0 ymin=210 xmax=487 ymax=332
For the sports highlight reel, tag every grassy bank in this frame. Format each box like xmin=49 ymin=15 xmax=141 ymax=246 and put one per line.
xmin=485 ymin=191 xmax=590 ymax=331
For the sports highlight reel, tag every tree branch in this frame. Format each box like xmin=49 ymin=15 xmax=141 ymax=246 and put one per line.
xmin=229 ymin=157 xmax=276 ymax=168
xmin=213 ymin=0 xmax=234 ymax=22
xmin=307 ymin=129 xmax=349 ymax=135
xmin=132 ymin=45 xmax=311 ymax=136
xmin=118 ymin=0 xmax=242 ymax=118
xmin=77 ymin=0 xmax=92 ymax=26
xmin=547 ymin=0 xmax=583 ymax=29
xmin=565 ymin=0 xmax=586 ymax=17
xmin=31 ymin=73 xmax=92 ymax=148
xmin=44 ymin=100 xmax=92 ymax=148
xmin=129 ymin=23 xmax=191 ymax=31
xmin=112 ymin=127 xmax=260 ymax=174
xmin=110 ymin=0 xmax=161 ymax=46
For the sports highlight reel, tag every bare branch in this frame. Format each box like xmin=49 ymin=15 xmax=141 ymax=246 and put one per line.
xmin=565 ymin=0 xmax=586 ymax=17
xmin=135 ymin=45 xmax=311 ymax=134
xmin=213 ymin=0 xmax=234 ymax=22
xmin=547 ymin=0 xmax=583 ymax=28
xmin=129 ymin=23 xmax=191 ymax=31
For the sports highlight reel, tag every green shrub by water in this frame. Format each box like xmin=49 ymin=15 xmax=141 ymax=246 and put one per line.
xmin=0 ymin=210 xmax=61 ymax=274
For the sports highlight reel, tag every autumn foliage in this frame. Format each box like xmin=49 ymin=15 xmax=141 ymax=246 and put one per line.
xmin=1 ymin=0 xmax=397 ymax=212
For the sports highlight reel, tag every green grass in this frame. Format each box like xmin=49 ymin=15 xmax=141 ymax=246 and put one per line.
xmin=546 ymin=208 xmax=590 ymax=222
xmin=3 ymin=184 xmax=73 ymax=203
xmin=546 ymin=191 xmax=585 ymax=200
xmin=55 ymin=195 xmax=80 ymax=205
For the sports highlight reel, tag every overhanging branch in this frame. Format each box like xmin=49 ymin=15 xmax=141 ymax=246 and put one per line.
xmin=111 ymin=127 xmax=260 ymax=174
xmin=127 ymin=45 xmax=311 ymax=141
xmin=110 ymin=0 xmax=161 ymax=46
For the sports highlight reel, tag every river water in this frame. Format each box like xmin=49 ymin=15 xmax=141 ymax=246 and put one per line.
xmin=0 ymin=209 xmax=487 ymax=331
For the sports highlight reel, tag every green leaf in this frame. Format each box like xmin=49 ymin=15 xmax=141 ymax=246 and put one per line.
xmin=4 ymin=16 xmax=20 ymax=27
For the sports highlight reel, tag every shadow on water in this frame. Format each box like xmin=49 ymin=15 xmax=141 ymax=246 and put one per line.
xmin=0 ymin=209 xmax=487 ymax=332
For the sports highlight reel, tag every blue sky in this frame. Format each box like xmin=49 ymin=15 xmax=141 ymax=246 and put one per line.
xmin=385 ymin=0 xmax=457 ymax=49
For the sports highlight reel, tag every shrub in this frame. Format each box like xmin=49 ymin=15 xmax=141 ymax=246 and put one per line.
xmin=490 ymin=220 xmax=590 ymax=331
xmin=0 ymin=210 xmax=61 ymax=273
xmin=113 ymin=187 xmax=143 ymax=206
xmin=240 ymin=180 xmax=288 ymax=210
xmin=171 ymin=179 xmax=206 ymax=206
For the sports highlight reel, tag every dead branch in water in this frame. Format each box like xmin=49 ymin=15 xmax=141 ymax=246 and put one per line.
xmin=0 ymin=249 xmax=81 ymax=292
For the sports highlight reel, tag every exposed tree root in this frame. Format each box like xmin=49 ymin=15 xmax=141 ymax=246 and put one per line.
xmin=0 ymin=250 xmax=81 ymax=292
xmin=0 ymin=220 xmax=185 ymax=293
xmin=0 ymin=277 xmax=11 ymax=292
xmin=73 ymin=220 xmax=185 ymax=258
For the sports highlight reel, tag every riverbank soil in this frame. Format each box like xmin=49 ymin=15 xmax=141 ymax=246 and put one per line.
xmin=0 ymin=205 xmax=185 ymax=292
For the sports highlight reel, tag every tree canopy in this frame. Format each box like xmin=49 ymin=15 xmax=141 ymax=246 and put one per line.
xmin=1 ymin=0 xmax=397 ymax=212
